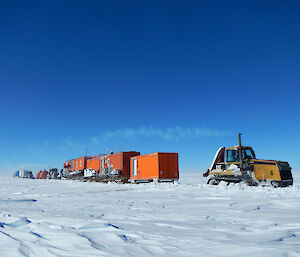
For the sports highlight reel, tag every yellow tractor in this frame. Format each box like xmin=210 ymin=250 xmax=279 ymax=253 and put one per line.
xmin=204 ymin=134 xmax=293 ymax=187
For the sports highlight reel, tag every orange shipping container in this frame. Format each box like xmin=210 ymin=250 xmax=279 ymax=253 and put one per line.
xmin=86 ymin=155 xmax=107 ymax=173
xmin=86 ymin=158 xmax=100 ymax=172
xmin=130 ymin=152 xmax=179 ymax=182
xmin=103 ymin=151 xmax=140 ymax=177
xmin=73 ymin=156 xmax=89 ymax=171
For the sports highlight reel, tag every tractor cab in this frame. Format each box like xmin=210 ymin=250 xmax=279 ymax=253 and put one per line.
xmin=210 ymin=146 xmax=256 ymax=171
xmin=226 ymin=146 xmax=256 ymax=163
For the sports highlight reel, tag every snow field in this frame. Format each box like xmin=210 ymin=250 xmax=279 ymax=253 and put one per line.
xmin=0 ymin=173 xmax=300 ymax=257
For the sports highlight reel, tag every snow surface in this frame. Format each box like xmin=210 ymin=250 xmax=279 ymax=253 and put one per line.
xmin=1 ymin=173 xmax=300 ymax=257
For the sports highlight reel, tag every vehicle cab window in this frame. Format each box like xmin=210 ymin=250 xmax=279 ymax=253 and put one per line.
xmin=242 ymin=149 xmax=255 ymax=159
xmin=226 ymin=149 xmax=239 ymax=162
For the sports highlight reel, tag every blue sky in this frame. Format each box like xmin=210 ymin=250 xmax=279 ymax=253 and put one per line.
xmin=0 ymin=0 xmax=299 ymax=174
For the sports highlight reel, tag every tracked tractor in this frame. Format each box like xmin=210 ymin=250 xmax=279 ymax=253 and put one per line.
xmin=204 ymin=134 xmax=293 ymax=187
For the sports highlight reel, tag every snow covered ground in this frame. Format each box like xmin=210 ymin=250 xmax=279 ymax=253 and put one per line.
xmin=1 ymin=173 xmax=300 ymax=257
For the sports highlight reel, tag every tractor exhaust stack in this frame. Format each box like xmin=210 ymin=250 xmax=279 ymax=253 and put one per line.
xmin=238 ymin=133 xmax=243 ymax=171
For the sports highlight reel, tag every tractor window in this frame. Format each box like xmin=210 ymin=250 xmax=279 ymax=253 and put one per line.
xmin=242 ymin=149 xmax=255 ymax=159
xmin=227 ymin=150 xmax=239 ymax=162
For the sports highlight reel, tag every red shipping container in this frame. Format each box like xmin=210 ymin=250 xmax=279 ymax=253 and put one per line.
xmin=39 ymin=170 xmax=48 ymax=179
xmin=35 ymin=171 xmax=42 ymax=179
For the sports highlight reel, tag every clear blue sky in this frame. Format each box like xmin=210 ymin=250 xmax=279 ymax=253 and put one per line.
xmin=0 ymin=0 xmax=299 ymax=174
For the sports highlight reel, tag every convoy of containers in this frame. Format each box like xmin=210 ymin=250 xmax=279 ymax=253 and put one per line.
xmin=14 ymin=151 xmax=179 ymax=183
xmin=14 ymin=168 xmax=60 ymax=179
xmin=63 ymin=151 xmax=179 ymax=183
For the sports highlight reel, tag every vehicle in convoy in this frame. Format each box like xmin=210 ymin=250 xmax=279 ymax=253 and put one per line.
xmin=204 ymin=134 xmax=293 ymax=187
xmin=84 ymin=168 xmax=97 ymax=178
xmin=13 ymin=170 xmax=34 ymax=179
xmin=48 ymin=168 xmax=60 ymax=179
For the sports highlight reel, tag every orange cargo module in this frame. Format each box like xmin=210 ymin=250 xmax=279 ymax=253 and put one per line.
xmin=86 ymin=154 xmax=106 ymax=174
xmin=86 ymin=158 xmax=100 ymax=172
xmin=73 ymin=156 xmax=89 ymax=171
xmin=130 ymin=152 xmax=179 ymax=183
xmin=63 ymin=156 xmax=91 ymax=173
xmin=103 ymin=151 xmax=140 ymax=177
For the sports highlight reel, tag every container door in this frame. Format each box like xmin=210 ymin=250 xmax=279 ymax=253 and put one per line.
xmin=100 ymin=159 xmax=104 ymax=175
xmin=132 ymin=159 xmax=137 ymax=177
